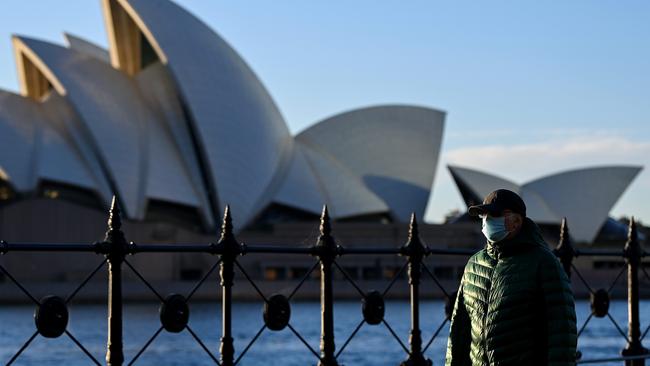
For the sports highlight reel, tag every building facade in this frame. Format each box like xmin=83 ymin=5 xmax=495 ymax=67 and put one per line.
xmin=0 ymin=0 xmax=445 ymax=234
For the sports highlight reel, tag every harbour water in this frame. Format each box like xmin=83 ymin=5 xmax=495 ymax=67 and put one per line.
xmin=0 ymin=300 xmax=647 ymax=365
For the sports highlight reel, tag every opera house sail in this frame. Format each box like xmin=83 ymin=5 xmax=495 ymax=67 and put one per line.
xmin=448 ymin=165 xmax=642 ymax=243
xmin=0 ymin=0 xmax=446 ymax=232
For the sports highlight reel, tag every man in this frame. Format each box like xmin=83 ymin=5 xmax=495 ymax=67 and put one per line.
xmin=445 ymin=189 xmax=577 ymax=366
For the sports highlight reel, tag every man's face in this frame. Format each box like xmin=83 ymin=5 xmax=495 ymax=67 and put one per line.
xmin=481 ymin=209 xmax=523 ymax=239
xmin=502 ymin=209 xmax=522 ymax=233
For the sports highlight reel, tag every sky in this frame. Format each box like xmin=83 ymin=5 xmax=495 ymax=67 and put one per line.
xmin=0 ymin=1 xmax=649 ymax=224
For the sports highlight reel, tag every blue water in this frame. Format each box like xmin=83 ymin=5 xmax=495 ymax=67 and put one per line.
xmin=0 ymin=300 xmax=647 ymax=365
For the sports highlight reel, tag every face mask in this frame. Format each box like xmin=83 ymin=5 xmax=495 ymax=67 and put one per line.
xmin=482 ymin=215 xmax=510 ymax=243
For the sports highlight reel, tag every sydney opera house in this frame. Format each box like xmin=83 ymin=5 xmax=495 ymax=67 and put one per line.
xmin=0 ymin=0 xmax=445 ymax=235
xmin=448 ymin=165 xmax=643 ymax=243
xmin=0 ymin=0 xmax=645 ymax=300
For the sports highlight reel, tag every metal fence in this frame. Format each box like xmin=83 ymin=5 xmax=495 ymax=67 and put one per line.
xmin=0 ymin=197 xmax=648 ymax=365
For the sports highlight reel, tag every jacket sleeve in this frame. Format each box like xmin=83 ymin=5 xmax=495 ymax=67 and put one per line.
xmin=445 ymin=281 xmax=472 ymax=366
xmin=539 ymin=251 xmax=578 ymax=366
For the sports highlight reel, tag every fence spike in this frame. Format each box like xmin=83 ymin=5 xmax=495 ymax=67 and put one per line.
xmin=554 ymin=217 xmax=574 ymax=279
xmin=560 ymin=217 xmax=568 ymax=241
xmin=320 ymin=205 xmax=331 ymax=237
xmin=220 ymin=205 xmax=234 ymax=242
xmin=409 ymin=212 xmax=419 ymax=241
xmin=107 ymin=195 xmax=122 ymax=231
xmin=628 ymin=216 xmax=638 ymax=244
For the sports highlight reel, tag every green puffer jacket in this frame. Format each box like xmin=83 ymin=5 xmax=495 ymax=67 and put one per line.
xmin=445 ymin=218 xmax=577 ymax=366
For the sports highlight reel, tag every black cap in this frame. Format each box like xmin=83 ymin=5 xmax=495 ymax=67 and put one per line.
xmin=468 ymin=189 xmax=526 ymax=217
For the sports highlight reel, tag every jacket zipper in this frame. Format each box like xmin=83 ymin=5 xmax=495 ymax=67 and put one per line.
xmin=483 ymin=250 xmax=499 ymax=365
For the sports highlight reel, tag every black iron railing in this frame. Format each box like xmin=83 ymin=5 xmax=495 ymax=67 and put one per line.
xmin=554 ymin=218 xmax=650 ymax=365
xmin=0 ymin=197 xmax=648 ymax=365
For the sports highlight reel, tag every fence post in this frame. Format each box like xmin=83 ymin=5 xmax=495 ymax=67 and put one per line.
xmin=104 ymin=197 xmax=127 ymax=366
xmin=554 ymin=218 xmax=575 ymax=279
xmin=312 ymin=206 xmax=340 ymax=366
xmin=215 ymin=206 xmax=242 ymax=366
xmin=400 ymin=214 xmax=432 ymax=366
xmin=622 ymin=217 xmax=648 ymax=366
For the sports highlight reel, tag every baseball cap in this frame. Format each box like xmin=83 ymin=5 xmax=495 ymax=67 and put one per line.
xmin=468 ymin=189 xmax=526 ymax=217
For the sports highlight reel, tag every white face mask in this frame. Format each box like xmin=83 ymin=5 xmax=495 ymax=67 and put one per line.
xmin=481 ymin=215 xmax=510 ymax=243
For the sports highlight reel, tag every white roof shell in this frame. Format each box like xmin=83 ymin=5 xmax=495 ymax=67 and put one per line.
xmin=104 ymin=0 xmax=293 ymax=227
xmin=14 ymin=35 xmax=149 ymax=217
xmin=64 ymin=33 xmax=111 ymax=63
xmin=13 ymin=36 xmax=210 ymax=223
xmin=38 ymin=85 xmax=114 ymax=205
xmin=448 ymin=165 xmax=643 ymax=243
xmin=274 ymin=142 xmax=390 ymax=219
xmin=0 ymin=90 xmax=100 ymax=194
xmin=37 ymin=93 xmax=107 ymax=193
xmin=294 ymin=106 xmax=445 ymax=221
xmin=0 ymin=91 xmax=42 ymax=191
xmin=134 ymin=62 xmax=214 ymax=228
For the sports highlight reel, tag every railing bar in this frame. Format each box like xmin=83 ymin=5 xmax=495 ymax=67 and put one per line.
xmin=381 ymin=319 xmax=411 ymax=355
xmin=382 ymin=261 xmax=408 ymax=297
xmin=577 ymin=313 xmax=594 ymax=337
xmin=0 ymin=243 xmax=480 ymax=254
xmin=4 ymin=243 xmax=628 ymax=256
xmin=422 ymin=318 xmax=449 ymax=353
xmin=234 ymin=259 xmax=268 ymax=303
xmin=335 ymin=319 xmax=365 ymax=359
xmin=606 ymin=265 xmax=627 ymax=294
xmin=287 ymin=323 xmax=320 ymax=359
xmin=102 ymin=244 xmax=315 ymax=254
xmin=123 ymin=259 xmax=166 ymax=302
xmin=65 ymin=259 xmax=107 ymax=304
xmin=6 ymin=330 xmax=38 ymax=366
xmin=233 ymin=325 xmax=266 ymax=365
xmin=186 ymin=325 xmax=222 ymax=365
xmin=1 ymin=242 xmax=480 ymax=255
xmin=641 ymin=323 xmax=650 ymax=342
xmin=127 ymin=326 xmax=164 ymax=366
xmin=421 ymin=262 xmax=451 ymax=299
xmin=250 ymin=246 xmax=476 ymax=255
xmin=186 ymin=259 xmax=222 ymax=302
xmin=571 ymin=264 xmax=595 ymax=294
xmin=65 ymin=330 xmax=102 ymax=365
xmin=333 ymin=261 xmax=365 ymax=298
xmin=244 ymin=246 xmax=313 ymax=254
xmin=131 ymin=245 xmax=215 ymax=253
xmin=574 ymin=249 xmax=625 ymax=257
xmin=3 ymin=243 xmax=97 ymax=252
xmin=341 ymin=248 xmax=402 ymax=255
xmin=0 ymin=264 xmax=40 ymax=305
xmin=606 ymin=313 xmax=629 ymax=342
xmin=577 ymin=353 xmax=650 ymax=364
xmin=287 ymin=260 xmax=319 ymax=301
xmin=428 ymin=248 xmax=478 ymax=256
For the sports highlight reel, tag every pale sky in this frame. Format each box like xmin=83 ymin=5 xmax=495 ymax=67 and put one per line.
xmin=1 ymin=1 xmax=648 ymax=224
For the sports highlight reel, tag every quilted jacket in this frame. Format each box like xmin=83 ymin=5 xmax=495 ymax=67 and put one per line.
xmin=445 ymin=218 xmax=577 ymax=366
